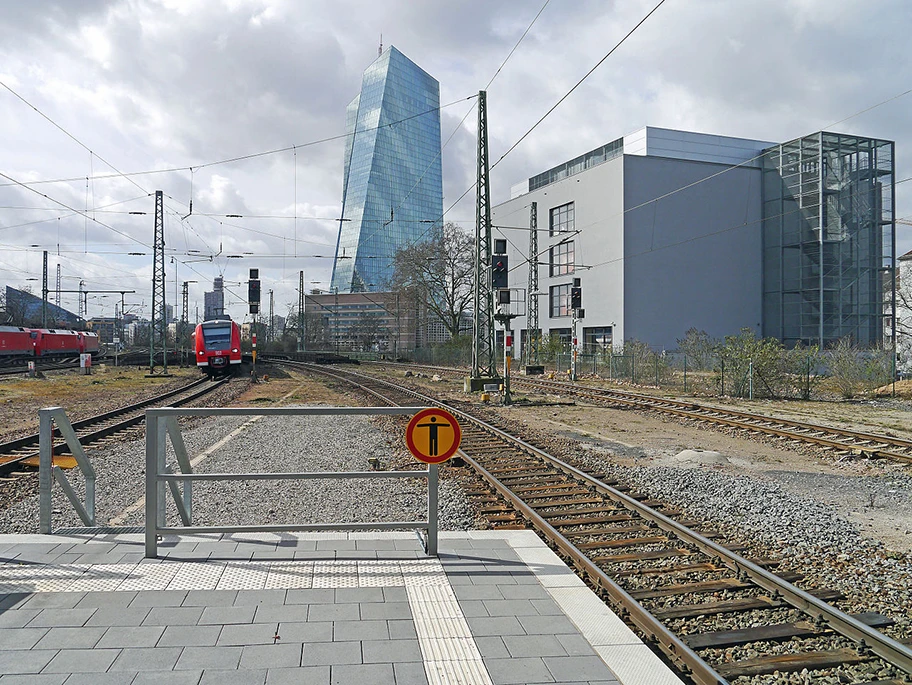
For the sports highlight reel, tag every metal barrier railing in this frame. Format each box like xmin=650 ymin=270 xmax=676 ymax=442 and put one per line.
xmin=39 ymin=407 xmax=96 ymax=533
xmin=145 ymin=406 xmax=438 ymax=558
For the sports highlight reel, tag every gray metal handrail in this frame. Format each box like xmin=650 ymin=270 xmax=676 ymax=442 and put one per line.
xmin=145 ymin=406 xmax=439 ymax=557
xmin=39 ymin=407 xmax=97 ymax=534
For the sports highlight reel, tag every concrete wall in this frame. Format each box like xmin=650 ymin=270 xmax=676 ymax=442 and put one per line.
xmin=622 ymin=155 xmax=763 ymax=350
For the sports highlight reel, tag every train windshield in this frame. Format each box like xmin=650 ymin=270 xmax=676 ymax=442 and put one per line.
xmin=201 ymin=324 xmax=232 ymax=350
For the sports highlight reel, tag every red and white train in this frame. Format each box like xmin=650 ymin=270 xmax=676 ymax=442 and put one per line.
xmin=193 ymin=317 xmax=242 ymax=376
xmin=0 ymin=326 xmax=100 ymax=359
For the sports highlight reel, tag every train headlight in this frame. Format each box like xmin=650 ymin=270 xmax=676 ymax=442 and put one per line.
xmin=232 ymin=348 xmax=238 ymax=353
xmin=198 ymin=351 xmax=204 ymax=355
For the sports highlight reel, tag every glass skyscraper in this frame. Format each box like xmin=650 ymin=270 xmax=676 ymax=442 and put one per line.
xmin=761 ymin=133 xmax=895 ymax=347
xmin=331 ymin=46 xmax=443 ymax=293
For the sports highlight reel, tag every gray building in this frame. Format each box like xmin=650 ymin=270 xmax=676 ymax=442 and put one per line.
xmin=203 ymin=276 xmax=225 ymax=320
xmin=493 ymin=126 xmax=895 ymax=354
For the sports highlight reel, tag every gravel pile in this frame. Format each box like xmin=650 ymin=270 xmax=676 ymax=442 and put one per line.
xmin=0 ymin=408 xmax=474 ymax=535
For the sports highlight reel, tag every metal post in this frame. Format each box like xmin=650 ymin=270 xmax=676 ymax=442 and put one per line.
xmin=39 ymin=409 xmax=54 ymax=534
xmin=298 ymin=270 xmax=305 ymax=353
xmin=570 ymin=312 xmax=578 ymax=382
xmin=427 ymin=464 xmax=438 ymax=556
xmin=150 ymin=191 xmax=167 ymax=374
xmin=683 ymin=355 xmax=688 ymax=393
xmin=527 ymin=201 xmax=539 ymax=365
xmin=503 ymin=324 xmax=512 ymax=405
xmin=749 ymin=358 xmax=754 ymax=400
xmin=145 ymin=412 xmax=159 ymax=557
xmin=41 ymin=250 xmax=48 ymax=328
xmin=720 ymin=358 xmax=725 ymax=396
xmin=470 ymin=90 xmax=497 ymax=384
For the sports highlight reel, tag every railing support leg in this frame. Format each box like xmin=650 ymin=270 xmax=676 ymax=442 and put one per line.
xmin=38 ymin=408 xmax=55 ymax=534
xmin=145 ymin=413 xmax=159 ymax=558
xmin=427 ymin=464 xmax=438 ymax=557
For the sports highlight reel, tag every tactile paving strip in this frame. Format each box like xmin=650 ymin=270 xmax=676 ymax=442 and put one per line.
xmin=265 ymin=562 xmax=313 ymax=589
xmin=166 ymin=562 xmax=224 ymax=590
xmin=408 ymin=583 xmax=493 ymax=684
xmin=358 ymin=561 xmax=404 ymax=587
xmin=215 ymin=561 xmax=270 ymax=590
xmin=313 ymin=560 xmax=358 ymax=588
xmin=118 ymin=561 xmax=182 ymax=591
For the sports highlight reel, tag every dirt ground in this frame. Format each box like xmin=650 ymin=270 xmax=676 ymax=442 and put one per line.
xmin=0 ymin=365 xmax=201 ymax=443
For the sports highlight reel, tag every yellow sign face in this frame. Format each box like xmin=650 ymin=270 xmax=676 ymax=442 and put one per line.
xmin=405 ymin=408 xmax=462 ymax=464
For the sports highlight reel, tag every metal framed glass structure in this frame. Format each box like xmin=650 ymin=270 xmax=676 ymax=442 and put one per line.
xmin=762 ymin=132 xmax=895 ymax=348
xmin=331 ymin=47 xmax=443 ymax=293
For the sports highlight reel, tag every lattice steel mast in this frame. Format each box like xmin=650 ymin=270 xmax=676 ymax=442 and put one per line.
xmin=149 ymin=190 xmax=168 ymax=374
xmin=55 ymin=264 xmax=61 ymax=308
xmin=527 ymin=202 xmax=539 ymax=365
xmin=298 ymin=270 xmax=305 ymax=352
xmin=470 ymin=90 xmax=497 ymax=385
xmin=41 ymin=250 xmax=48 ymax=327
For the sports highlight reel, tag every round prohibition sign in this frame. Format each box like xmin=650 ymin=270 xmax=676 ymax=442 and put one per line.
xmin=405 ymin=408 xmax=462 ymax=464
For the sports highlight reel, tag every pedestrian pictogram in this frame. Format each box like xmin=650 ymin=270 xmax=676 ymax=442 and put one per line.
xmin=405 ymin=408 xmax=462 ymax=464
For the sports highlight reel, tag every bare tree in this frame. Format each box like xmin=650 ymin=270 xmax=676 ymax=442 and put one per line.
xmin=391 ymin=223 xmax=474 ymax=341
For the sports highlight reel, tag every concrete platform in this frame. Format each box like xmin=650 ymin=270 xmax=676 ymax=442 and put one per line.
xmin=0 ymin=530 xmax=682 ymax=685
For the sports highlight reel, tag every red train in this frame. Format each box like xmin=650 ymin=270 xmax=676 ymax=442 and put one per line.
xmin=0 ymin=326 xmax=100 ymax=359
xmin=193 ymin=317 xmax=241 ymax=375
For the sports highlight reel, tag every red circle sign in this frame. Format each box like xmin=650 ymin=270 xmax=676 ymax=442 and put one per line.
xmin=405 ymin=408 xmax=462 ymax=464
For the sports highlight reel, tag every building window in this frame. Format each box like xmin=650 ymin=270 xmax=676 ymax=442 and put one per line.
xmin=549 ymin=202 xmax=574 ymax=236
xmin=583 ymin=326 xmax=613 ymax=353
xmin=549 ymin=241 xmax=574 ymax=277
xmin=550 ymin=284 xmax=571 ymax=318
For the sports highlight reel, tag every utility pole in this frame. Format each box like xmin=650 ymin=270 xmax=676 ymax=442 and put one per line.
xmin=55 ymin=264 xmax=61 ymax=309
xmin=78 ymin=281 xmax=85 ymax=318
xmin=527 ymin=202 xmax=539 ymax=367
xmin=181 ymin=281 xmax=196 ymax=366
xmin=149 ymin=190 xmax=169 ymax=375
xmin=468 ymin=90 xmax=499 ymax=391
xmin=298 ymin=270 xmax=305 ymax=353
xmin=41 ymin=250 xmax=48 ymax=328
xmin=268 ymin=289 xmax=274 ymax=345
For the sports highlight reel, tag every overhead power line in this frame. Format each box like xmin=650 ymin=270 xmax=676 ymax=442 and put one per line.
xmin=0 ymin=95 xmax=477 ymax=190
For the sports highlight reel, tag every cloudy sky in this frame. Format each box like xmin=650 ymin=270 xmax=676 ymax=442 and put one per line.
xmin=1 ymin=0 xmax=910 ymax=323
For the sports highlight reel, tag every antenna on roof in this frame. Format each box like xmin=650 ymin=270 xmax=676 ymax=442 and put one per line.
xmin=378 ymin=34 xmax=382 ymax=57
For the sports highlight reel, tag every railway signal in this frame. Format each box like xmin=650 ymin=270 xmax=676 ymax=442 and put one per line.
xmin=248 ymin=268 xmax=261 ymax=315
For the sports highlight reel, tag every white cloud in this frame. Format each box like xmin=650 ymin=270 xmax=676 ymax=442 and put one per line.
xmin=1 ymin=0 xmax=910 ymax=321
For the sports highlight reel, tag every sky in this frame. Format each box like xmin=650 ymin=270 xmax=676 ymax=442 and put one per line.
xmin=1 ymin=0 xmax=910 ymax=325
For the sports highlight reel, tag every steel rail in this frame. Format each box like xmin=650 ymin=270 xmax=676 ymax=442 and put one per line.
xmin=288 ymin=360 xmax=912 ymax=680
xmin=523 ymin=376 xmax=912 ymax=447
xmin=362 ymin=361 xmax=912 ymax=464
xmin=517 ymin=377 xmax=912 ymax=463
xmin=281 ymin=360 xmax=724 ymax=682
xmin=0 ymin=377 xmax=224 ymax=468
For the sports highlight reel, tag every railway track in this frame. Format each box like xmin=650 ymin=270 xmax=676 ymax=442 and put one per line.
xmin=286 ymin=359 xmax=912 ymax=685
xmin=0 ymin=376 xmax=228 ymax=470
xmin=368 ymin=361 xmax=912 ymax=465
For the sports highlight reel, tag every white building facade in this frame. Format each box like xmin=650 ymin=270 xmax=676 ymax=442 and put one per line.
xmin=494 ymin=127 xmax=774 ymax=353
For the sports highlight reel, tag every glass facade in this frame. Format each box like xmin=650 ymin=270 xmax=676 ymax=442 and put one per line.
xmin=762 ymin=132 xmax=895 ymax=348
xmin=331 ymin=47 xmax=443 ymax=293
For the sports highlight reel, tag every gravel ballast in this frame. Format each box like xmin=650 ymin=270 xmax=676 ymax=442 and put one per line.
xmin=0 ymin=407 xmax=475 ymax=535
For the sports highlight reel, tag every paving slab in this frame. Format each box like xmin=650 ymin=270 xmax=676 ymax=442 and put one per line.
xmin=0 ymin=531 xmax=682 ymax=685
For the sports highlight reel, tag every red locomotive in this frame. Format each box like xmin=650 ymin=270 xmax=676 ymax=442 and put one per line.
xmin=193 ymin=317 xmax=241 ymax=375
xmin=0 ymin=326 xmax=101 ymax=359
